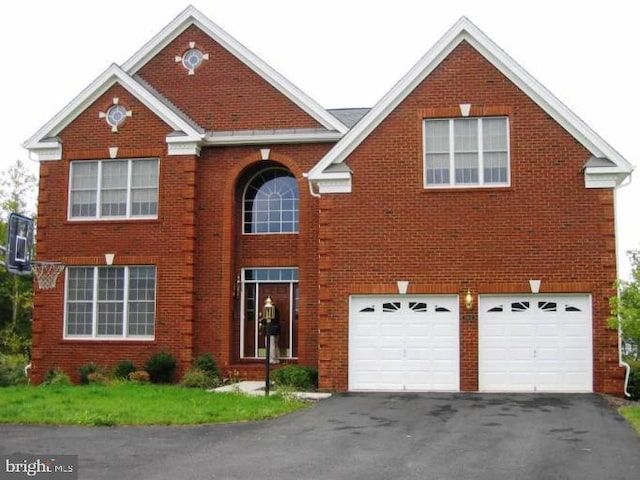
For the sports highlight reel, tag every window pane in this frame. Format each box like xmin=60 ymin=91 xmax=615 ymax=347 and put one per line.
xmin=70 ymin=163 xmax=98 ymax=217
xmin=101 ymin=161 xmax=128 ymax=188
xmin=131 ymin=160 xmax=158 ymax=188
xmin=128 ymin=267 xmax=155 ymax=336
xmin=426 ymin=153 xmax=450 ymax=185
xmin=97 ymin=302 xmax=124 ymax=336
xmin=424 ymin=120 xmax=449 ymax=153
xmin=244 ymin=169 xmax=299 ymax=233
xmin=483 ymin=118 xmax=508 ymax=184
xmin=71 ymin=162 xmax=98 ymax=189
xmin=66 ymin=267 xmax=94 ymax=336
xmin=66 ymin=303 xmax=93 ymax=336
xmin=484 ymin=152 xmax=508 ymax=183
xmin=483 ymin=118 xmax=507 ymax=151
xmin=131 ymin=188 xmax=158 ymax=216
xmin=425 ymin=120 xmax=451 ymax=185
xmin=101 ymin=189 xmax=127 ymax=216
xmin=454 ymin=119 xmax=478 ymax=184
xmin=70 ymin=191 xmax=97 ymax=217
xmin=98 ymin=268 xmax=125 ymax=301
xmin=455 ymin=153 xmax=479 ymax=184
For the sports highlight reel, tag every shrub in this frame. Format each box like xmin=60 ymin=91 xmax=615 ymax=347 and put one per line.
xmin=627 ymin=359 xmax=640 ymax=401
xmin=42 ymin=368 xmax=72 ymax=386
xmin=0 ymin=353 xmax=29 ymax=387
xmin=193 ymin=353 xmax=221 ymax=379
xmin=78 ymin=363 xmax=100 ymax=385
xmin=128 ymin=370 xmax=150 ymax=383
xmin=145 ymin=351 xmax=177 ymax=384
xmin=113 ymin=360 xmax=137 ymax=380
xmin=87 ymin=372 xmax=110 ymax=385
xmin=180 ymin=368 xmax=221 ymax=389
xmin=272 ymin=365 xmax=318 ymax=391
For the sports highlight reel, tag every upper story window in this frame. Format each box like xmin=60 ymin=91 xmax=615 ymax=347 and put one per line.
xmin=65 ymin=265 xmax=156 ymax=339
xmin=424 ymin=117 xmax=509 ymax=188
xmin=69 ymin=159 xmax=158 ymax=220
xmin=243 ymin=168 xmax=299 ymax=234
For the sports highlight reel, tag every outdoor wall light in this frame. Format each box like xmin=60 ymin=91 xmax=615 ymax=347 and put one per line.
xmin=464 ymin=289 xmax=474 ymax=310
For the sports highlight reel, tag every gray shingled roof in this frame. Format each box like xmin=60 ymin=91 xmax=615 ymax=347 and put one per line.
xmin=134 ymin=74 xmax=205 ymax=134
xmin=328 ymin=108 xmax=370 ymax=128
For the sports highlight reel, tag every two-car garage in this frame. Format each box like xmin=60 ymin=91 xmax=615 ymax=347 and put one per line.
xmin=349 ymin=294 xmax=593 ymax=393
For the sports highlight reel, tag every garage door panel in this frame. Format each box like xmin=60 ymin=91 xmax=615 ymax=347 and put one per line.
xmin=350 ymin=295 xmax=459 ymax=391
xmin=479 ymin=294 xmax=592 ymax=393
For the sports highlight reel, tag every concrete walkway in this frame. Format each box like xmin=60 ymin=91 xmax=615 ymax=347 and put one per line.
xmin=213 ymin=380 xmax=332 ymax=401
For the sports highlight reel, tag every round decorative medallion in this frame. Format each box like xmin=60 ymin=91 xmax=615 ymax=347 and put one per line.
xmin=182 ymin=48 xmax=204 ymax=71
xmin=106 ymin=104 xmax=128 ymax=128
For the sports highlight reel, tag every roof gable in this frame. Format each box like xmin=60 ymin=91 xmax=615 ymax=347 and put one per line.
xmin=122 ymin=5 xmax=347 ymax=135
xmin=307 ymin=16 xmax=633 ymax=187
xmin=23 ymin=64 xmax=203 ymax=160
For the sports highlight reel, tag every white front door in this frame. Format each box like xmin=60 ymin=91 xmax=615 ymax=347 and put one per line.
xmin=349 ymin=295 xmax=459 ymax=391
xmin=479 ymin=295 xmax=592 ymax=392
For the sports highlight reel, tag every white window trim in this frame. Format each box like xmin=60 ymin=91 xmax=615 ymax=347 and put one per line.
xmin=423 ymin=117 xmax=511 ymax=189
xmin=63 ymin=266 xmax=156 ymax=341
xmin=68 ymin=158 xmax=159 ymax=221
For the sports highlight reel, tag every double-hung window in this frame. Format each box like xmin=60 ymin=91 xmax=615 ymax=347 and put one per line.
xmin=69 ymin=158 xmax=158 ymax=219
xmin=65 ymin=266 xmax=156 ymax=339
xmin=424 ymin=117 xmax=509 ymax=188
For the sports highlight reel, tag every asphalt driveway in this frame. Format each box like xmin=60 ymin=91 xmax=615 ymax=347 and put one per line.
xmin=1 ymin=393 xmax=638 ymax=480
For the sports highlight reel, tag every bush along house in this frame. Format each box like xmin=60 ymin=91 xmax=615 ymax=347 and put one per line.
xmin=23 ymin=6 xmax=634 ymax=394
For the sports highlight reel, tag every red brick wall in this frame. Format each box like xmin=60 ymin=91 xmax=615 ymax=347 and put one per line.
xmin=192 ymin=144 xmax=330 ymax=379
xmin=316 ymin=41 xmax=623 ymax=394
xmin=137 ymin=25 xmax=323 ymax=132
xmin=31 ymin=84 xmax=197 ymax=383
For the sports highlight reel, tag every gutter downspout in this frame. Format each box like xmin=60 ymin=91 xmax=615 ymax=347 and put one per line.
xmin=614 ymin=173 xmax=633 ymax=397
xmin=302 ymin=172 xmax=321 ymax=198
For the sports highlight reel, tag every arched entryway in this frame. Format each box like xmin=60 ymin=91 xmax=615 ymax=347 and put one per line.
xmin=234 ymin=163 xmax=300 ymax=361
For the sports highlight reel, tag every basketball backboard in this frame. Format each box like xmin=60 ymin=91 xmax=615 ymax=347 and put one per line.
xmin=5 ymin=213 xmax=35 ymax=275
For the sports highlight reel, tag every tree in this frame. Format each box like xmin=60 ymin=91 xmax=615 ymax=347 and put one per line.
xmin=610 ymin=250 xmax=640 ymax=360
xmin=0 ymin=159 xmax=38 ymax=355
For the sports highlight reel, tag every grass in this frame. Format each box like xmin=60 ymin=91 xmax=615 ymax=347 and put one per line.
xmin=619 ymin=406 xmax=640 ymax=435
xmin=0 ymin=383 xmax=308 ymax=426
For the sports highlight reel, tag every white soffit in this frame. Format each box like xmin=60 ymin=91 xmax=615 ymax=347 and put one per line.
xmin=307 ymin=16 xmax=633 ymax=180
xmin=121 ymin=5 xmax=347 ymax=135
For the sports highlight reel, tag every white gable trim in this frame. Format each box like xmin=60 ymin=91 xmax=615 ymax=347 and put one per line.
xmin=122 ymin=5 xmax=347 ymax=136
xmin=23 ymin=64 xmax=203 ymax=160
xmin=307 ymin=16 xmax=633 ymax=182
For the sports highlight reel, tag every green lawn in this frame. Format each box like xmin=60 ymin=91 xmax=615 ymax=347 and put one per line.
xmin=0 ymin=383 xmax=308 ymax=426
xmin=620 ymin=406 xmax=640 ymax=435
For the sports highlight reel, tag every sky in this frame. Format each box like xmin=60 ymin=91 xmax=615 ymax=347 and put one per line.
xmin=2 ymin=0 xmax=638 ymax=278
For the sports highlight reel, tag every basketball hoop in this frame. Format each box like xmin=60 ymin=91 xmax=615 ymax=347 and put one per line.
xmin=32 ymin=261 xmax=66 ymax=290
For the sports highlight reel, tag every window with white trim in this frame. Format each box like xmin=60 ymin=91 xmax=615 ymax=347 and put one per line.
xmin=424 ymin=117 xmax=509 ymax=187
xmin=65 ymin=266 xmax=156 ymax=339
xmin=69 ymin=159 xmax=159 ymax=219
xmin=243 ymin=168 xmax=299 ymax=234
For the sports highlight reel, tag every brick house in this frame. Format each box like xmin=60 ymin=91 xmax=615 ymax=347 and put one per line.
xmin=24 ymin=6 xmax=633 ymax=393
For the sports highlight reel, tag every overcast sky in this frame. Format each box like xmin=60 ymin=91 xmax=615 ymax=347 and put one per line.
xmin=2 ymin=0 xmax=638 ymax=278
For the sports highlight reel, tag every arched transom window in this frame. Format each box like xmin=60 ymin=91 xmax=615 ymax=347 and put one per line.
xmin=244 ymin=168 xmax=299 ymax=234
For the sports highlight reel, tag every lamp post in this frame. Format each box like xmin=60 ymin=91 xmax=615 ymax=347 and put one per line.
xmin=263 ymin=295 xmax=275 ymax=396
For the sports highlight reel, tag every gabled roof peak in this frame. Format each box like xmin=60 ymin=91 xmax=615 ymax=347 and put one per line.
xmin=307 ymin=15 xmax=633 ymax=183
xmin=121 ymin=5 xmax=347 ymax=134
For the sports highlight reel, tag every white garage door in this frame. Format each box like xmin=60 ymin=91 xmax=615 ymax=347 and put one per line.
xmin=349 ymin=295 xmax=459 ymax=391
xmin=479 ymin=295 xmax=592 ymax=392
